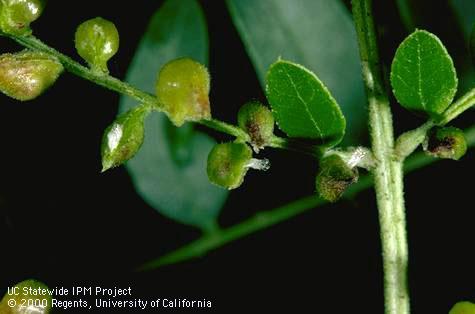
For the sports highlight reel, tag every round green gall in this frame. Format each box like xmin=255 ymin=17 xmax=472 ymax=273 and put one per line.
xmin=450 ymin=301 xmax=475 ymax=314
xmin=0 ymin=279 xmax=52 ymax=314
xmin=0 ymin=0 xmax=44 ymax=35
xmin=156 ymin=58 xmax=211 ymax=126
xmin=0 ymin=50 xmax=63 ymax=101
xmin=316 ymin=154 xmax=358 ymax=202
xmin=75 ymin=17 xmax=119 ymax=73
xmin=238 ymin=101 xmax=274 ymax=151
xmin=101 ymin=105 xmax=150 ymax=172
xmin=207 ymin=142 xmax=270 ymax=190
xmin=423 ymin=126 xmax=467 ymax=160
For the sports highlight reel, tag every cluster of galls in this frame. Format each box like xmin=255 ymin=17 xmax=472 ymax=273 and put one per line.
xmin=0 ymin=0 xmax=364 ymax=201
xmin=0 ymin=1 xmax=468 ymax=202
xmin=104 ymin=61 xmax=275 ymax=189
xmin=0 ymin=2 xmax=121 ymax=101
xmin=206 ymin=101 xmax=274 ymax=190
xmin=0 ymin=0 xmax=62 ymax=100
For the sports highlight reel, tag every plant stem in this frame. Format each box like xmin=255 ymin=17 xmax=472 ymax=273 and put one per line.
xmin=393 ymin=85 xmax=475 ymax=160
xmin=352 ymin=0 xmax=409 ymax=313
xmin=137 ymin=124 xmax=475 ymax=270
xmin=438 ymin=86 xmax=475 ymax=125
xmin=2 ymin=32 xmax=316 ymax=153
xmin=4 ymin=33 xmax=160 ymax=107
xmin=394 ymin=121 xmax=434 ymax=160
xmin=269 ymin=136 xmax=325 ymax=157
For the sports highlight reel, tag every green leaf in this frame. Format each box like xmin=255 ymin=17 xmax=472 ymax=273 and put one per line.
xmin=226 ymin=0 xmax=366 ymax=144
xmin=118 ymin=0 xmax=227 ymax=231
xmin=266 ymin=59 xmax=346 ymax=147
xmin=390 ymin=29 xmax=458 ymax=119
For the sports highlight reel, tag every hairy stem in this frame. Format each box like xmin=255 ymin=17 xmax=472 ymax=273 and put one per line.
xmin=137 ymin=125 xmax=475 ymax=270
xmin=394 ymin=121 xmax=434 ymax=160
xmin=394 ymin=85 xmax=475 ymax=161
xmin=0 ymin=32 xmax=318 ymax=156
xmin=352 ymin=0 xmax=409 ymax=313
xmin=438 ymin=86 xmax=475 ymax=125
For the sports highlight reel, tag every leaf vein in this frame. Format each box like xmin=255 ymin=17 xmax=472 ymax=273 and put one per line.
xmin=282 ymin=66 xmax=324 ymax=141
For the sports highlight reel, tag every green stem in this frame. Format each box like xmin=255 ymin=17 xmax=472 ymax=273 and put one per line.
xmin=2 ymin=32 xmax=316 ymax=154
xmin=352 ymin=1 xmax=409 ymax=313
xmin=197 ymin=118 xmax=249 ymax=141
xmin=269 ymin=136 xmax=325 ymax=157
xmin=0 ymin=33 xmax=276 ymax=146
xmin=4 ymin=33 xmax=159 ymax=107
xmin=136 ymin=125 xmax=475 ymax=270
xmin=394 ymin=121 xmax=434 ymax=160
xmin=438 ymin=86 xmax=475 ymax=125
xmin=394 ymin=85 xmax=475 ymax=160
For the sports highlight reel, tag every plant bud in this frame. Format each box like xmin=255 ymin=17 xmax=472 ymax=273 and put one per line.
xmin=0 ymin=0 xmax=44 ymax=35
xmin=207 ymin=142 xmax=269 ymax=190
xmin=75 ymin=17 xmax=119 ymax=73
xmin=156 ymin=58 xmax=211 ymax=126
xmin=423 ymin=126 xmax=467 ymax=160
xmin=316 ymin=154 xmax=358 ymax=202
xmin=101 ymin=105 xmax=150 ymax=172
xmin=0 ymin=51 xmax=63 ymax=101
xmin=0 ymin=279 xmax=52 ymax=314
xmin=238 ymin=101 xmax=274 ymax=151
xmin=450 ymin=301 xmax=475 ymax=314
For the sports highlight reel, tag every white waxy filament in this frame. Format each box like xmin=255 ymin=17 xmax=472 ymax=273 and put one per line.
xmin=347 ymin=147 xmax=367 ymax=169
xmin=246 ymin=158 xmax=270 ymax=171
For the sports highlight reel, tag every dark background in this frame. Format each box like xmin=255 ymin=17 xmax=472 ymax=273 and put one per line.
xmin=0 ymin=0 xmax=474 ymax=313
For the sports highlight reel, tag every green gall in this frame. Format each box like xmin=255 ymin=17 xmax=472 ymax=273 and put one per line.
xmin=156 ymin=58 xmax=211 ymax=126
xmin=238 ymin=100 xmax=274 ymax=151
xmin=75 ymin=17 xmax=119 ymax=73
xmin=423 ymin=126 xmax=467 ymax=160
xmin=449 ymin=301 xmax=475 ymax=314
xmin=101 ymin=105 xmax=150 ymax=172
xmin=207 ymin=142 xmax=269 ymax=190
xmin=316 ymin=154 xmax=358 ymax=202
xmin=0 ymin=51 xmax=63 ymax=101
xmin=0 ymin=279 xmax=52 ymax=314
xmin=0 ymin=0 xmax=44 ymax=35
